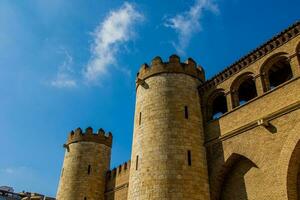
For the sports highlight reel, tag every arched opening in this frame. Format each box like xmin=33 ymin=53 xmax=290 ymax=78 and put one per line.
xmin=207 ymin=91 xmax=228 ymax=120
xmin=267 ymin=58 xmax=293 ymax=89
xmin=287 ymin=140 xmax=300 ymax=200
xmin=261 ymin=53 xmax=293 ymax=91
xmin=297 ymin=42 xmax=300 ymax=64
xmin=212 ymin=94 xmax=228 ymax=119
xmin=218 ymin=154 xmax=258 ymax=200
xmin=237 ymin=77 xmax=257 ymax=106
xmin=231 ymin=73 xmax=258 ymax=108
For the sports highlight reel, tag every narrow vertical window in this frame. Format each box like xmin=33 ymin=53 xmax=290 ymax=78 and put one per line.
xmin=187 ymin=150 xmax=192 ymax=166
xmin=139 ymin=112 xmax=142 ymax=125
xmin=184 ymin=106 xmax=189 ymax=119
xmin=136 ymin=155 xmax=139 ymax=170
xmin=84 ymin=197 xmax=87 ymax=200
xmin=87 ymin=165 xmax=91 ymax=175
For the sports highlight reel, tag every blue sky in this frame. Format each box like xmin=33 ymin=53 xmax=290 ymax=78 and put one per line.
xmin=0 ymin=0 xmax=299 ymax=197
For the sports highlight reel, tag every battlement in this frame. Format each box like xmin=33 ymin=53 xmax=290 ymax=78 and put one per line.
xmin=65 ymin=127 xmax=113 ymax=147
xmin=137 ymin=55 xmax=205 ymax=83
xmin=106 ymin=160 xmax=131 ymax=180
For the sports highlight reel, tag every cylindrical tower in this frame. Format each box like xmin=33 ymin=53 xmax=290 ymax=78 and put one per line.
xmin=128 ymin=55 xmax=210 ymax=200
xmin=56 ymin=127 xmax=112 ymax=200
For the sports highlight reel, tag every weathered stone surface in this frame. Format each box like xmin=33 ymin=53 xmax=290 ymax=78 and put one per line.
xmin=56 ymin=128 xmax=111 ymax=200
xmin=128 ymin=72 xmax=210 ymax=200
xmin=56 ymin=21 xmax=300 ymax=200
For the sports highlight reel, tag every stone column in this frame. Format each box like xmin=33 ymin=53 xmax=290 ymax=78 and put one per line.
xmin=230 ymin=90 xmax=239 ymax=109
xmin=289 ymin=53 xmax=300 ymax=77
xmin=225 ymin=91 xmax=233 ymax=111
xmin=254 ymin=74 xmax=265 ymax=95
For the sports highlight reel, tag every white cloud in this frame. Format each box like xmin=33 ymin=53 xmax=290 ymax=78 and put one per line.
xmin=164 ymin=0 xmax=219 ymax=55
xmin=50 ymin=49 xmax=77 ymax=88
xmin=84 ymin=2 xmax=143 ymax=83
xmin=1 ymin=166 xmax=30 ymax=176
xmin=3 ymin=167 xmax=14 ymax=174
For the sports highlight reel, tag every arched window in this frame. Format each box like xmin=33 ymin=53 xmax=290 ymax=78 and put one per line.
xmin=297 ymin=42 xmax=300 ymax=63
xmin=231 ymin=73 xmax=258 ymax=108
xmin=237 ymin=77 xmax=257 ymax=106
xmin=207 ymin=91 xmax=228 ymax=120
xmin=211 ymin=94 xmax=228 ymax=119
xmin=261 ymin=53 xmax=293 ymax=91
xmin=267 ymin=58 xmax=292 ymax=89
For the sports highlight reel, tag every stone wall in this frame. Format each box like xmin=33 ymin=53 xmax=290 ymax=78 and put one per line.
xmin=56 ymin=128 xmax=112 ymax=200
xmin=202 ymin=24 xmax=300 ymax=200
xmin=105 ymin=161 xmax=130 ymax=200
xmin=206 ymin=106 xmax=300 ymax=200
xmin=128 ymin=70 xmax=210 ymax=200
xmin=56 ymin=21 xmax=300 ymax=200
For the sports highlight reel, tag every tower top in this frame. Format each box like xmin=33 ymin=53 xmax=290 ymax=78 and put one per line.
xmin=65 ymin=127 xmax=113 ymax=147
xmin=137 ymin=54 xmax=205 ymax=82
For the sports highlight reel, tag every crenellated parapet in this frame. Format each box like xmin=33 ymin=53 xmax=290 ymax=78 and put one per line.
xmin=137 ymin=54 xmax=205 ymax=84
xmin=106 ymin=160 xmax=131 ymax=180
xmin=65 ymin=127 xmax=113 ymax=147
xmin=105 ymin=161 xmax=131 ymax=198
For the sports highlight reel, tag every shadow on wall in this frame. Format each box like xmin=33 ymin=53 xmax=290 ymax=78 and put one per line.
xmin=220 ymin=156 xmax=258 ymax=200
xmin=287 ymin=139 xmax=300 ymax=200
xmin=105 ymin=169 xmax=116 ymax=200
xmin=203 ymin=110 xmax=258 ymax=200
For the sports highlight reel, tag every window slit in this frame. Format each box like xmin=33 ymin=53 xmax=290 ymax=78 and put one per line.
xmin=187 ymin=150 xmax=192 ymax=166
xmin=184 ymin=106 xmax=189 ymax=119
xmin=136 ymin=155 xmax=139 ymax=170
xmin=139 ymin=112 xmax=142 ymax=125
xmin=87 ymin=165 xmax=91 ymax=175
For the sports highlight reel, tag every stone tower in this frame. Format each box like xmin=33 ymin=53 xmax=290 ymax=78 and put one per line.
xmin=56 ymin=127 xmax=112 ymax=200
xmin=127 ymin=55 xmax=211 ymax=200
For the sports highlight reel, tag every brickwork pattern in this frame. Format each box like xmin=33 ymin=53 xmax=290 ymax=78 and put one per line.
xmin=56 ymin=128 xmax=111 ymax=200
xmin=56 ymin=21 xmax=300 ymax=200
xmin=203 ymin=24 xmax=300 ymax=200
xmin=128 ymin=70 xmax=210 ymax=200
xmin=105 ymin=161 xmax=130 ymax=200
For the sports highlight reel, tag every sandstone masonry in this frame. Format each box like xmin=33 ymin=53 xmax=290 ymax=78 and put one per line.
xmin=56 ymin=21 xmax=300 ymax=200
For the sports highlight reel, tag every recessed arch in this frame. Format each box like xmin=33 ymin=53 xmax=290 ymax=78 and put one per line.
xmin=296 ymin=42 xmax=300 ymax=52
xmin=276 ymin=123 xmax=300 ymax=199
xmin=212 ymin=153 xmax=258 ymax=200
xmin=230 ymin=72 xmax=258 ymax=108
xmin=207 ymin=89 xmax=228 ymax=120
xmin=260 ymin=52 xmax=293 ymax=91
xmin=287 ymin=139 xmax=300 ymax=200
xmin=296 ymin=42 xmax=300 ymax=64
